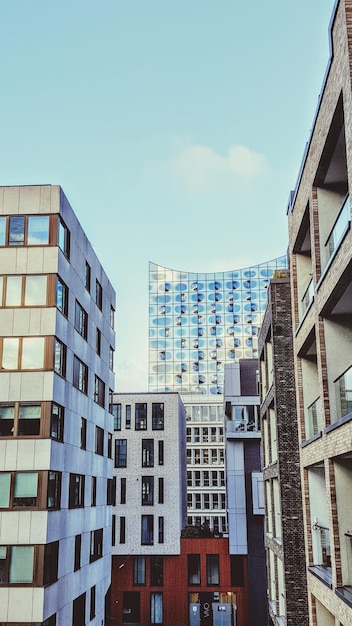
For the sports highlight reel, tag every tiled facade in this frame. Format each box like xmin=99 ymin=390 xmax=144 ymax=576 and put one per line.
xmin=288 ymin=0 xmax=352 ymax=622
xmin=258 ymin=275 xmax=308 ymax=626
xmin=0 ymin=185 xmax=116 ymax=625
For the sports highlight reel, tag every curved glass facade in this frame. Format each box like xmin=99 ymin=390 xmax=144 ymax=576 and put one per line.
xmin=149 ymin=256 xmax=287 ymax=395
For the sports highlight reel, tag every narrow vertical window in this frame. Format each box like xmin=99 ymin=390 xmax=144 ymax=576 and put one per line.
xmin=90 ymin=585 xmax=96 ymax=620
xmin=96 ymin=279 xmax=102 ymax=310
xmin=158 ymin=517 xmax=164 ymax=544
xmin=150 ymin=556 xmax=163 ymax=585
xmin=91 ymin=476 xmax=97 ymax=506
xmin=133 ymin=556 xmax=146 ymax=584
xmin=125 ymin=404 xmax=131 ymax=429
xmin=74 ymin=535 xmax=81 ymax=572
xmin=158 ymin=477 xmax=164 ymax=504
xmin=115 ymin=439 xmax=127 ymax=468
xmin=120 ymin=477 xmax=126 ymax=504
xmin=206 ymin=554 xmax=219 ymax=585
xmin=85 ymin=261 xmax=91 ymax=292
xmin=47 ymin=471 xmax=61 ymax=509
xmin=141 ymin=515 xmax=153 ymax=545
xmin=152 ymin=403 xmax=164 ymax=430
xmin=80 ymin=417 xmax=87 ymax=450
xmin=135 ymin=403 xmax=147 ymax=430
xmin=51 ymin=403 xmax=64 ymax=441
xmin=58 ymin=217 xmax=70 ymax=259
xmin=151 ymin=592 xmax=163 ymax=625
xmin=188 ymin=554 xmax=200 ymax=585
xmin=158 ymin=440 xmax=164 ymax=466
xmin=120 ymin=517 xmax=126 ymax=544
xmin=9 ymin=216 xmax=25 ymax=246
xmin=54 ymin=338 xmax=66 ymax=377
xmin=112 ymin=515 xmax=116 ymax=546
xmin=56 ymin=276 xmax=68 ymax=316
xmin=142 ymin=439 xmax=154 ymax=467
xmin=96 ymin=328 xmax=101 ymax=355
xmin=113 ymin=403 xmax=121 ymax=431
xmin=110 ymin=305 xmax=115 ymax=329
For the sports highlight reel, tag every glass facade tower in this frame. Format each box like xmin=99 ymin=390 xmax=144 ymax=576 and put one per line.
xmin=149 ymin=256 xmax=287 ymax=532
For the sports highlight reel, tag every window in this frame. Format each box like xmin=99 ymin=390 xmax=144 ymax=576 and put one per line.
xmin=142 ymin=439 xmax=154 ymax=467
xmin=94 ymin=375 xmax=105 ymax=407
xmin=108 ymin=432 xmax=112 ymax=458
xmin=113 ymin=403 xmax=121 ymax=430
xmin=135 ymin=403 xmax=147 ymax=430
xmin=43 ymin=614 xmax=57 ymax=626
xmin=152 ymin=403 xmax=164 ymax=430
xmin=126 ymin=404 xmax=131 ymax=429
xmin=110 ymin=305 xmax=115 ymax=329
xmin=90 ymin=528 xmax=103 ymax=562
xmin=96 ymin=327 xmax=101 ymax=355
xmin=115 ymin=439 xmax=127 ymax=468
xmin=91 ymin=476 xmax=97 ymax=506
xmin=43 ymin=541 xmax=59 ymax=585
xmin=109 ymin=388 xmax=114 ymax=414
xmin=112 ymin=514 xmax=116 ymax=546
xmin=0 ymin=545 xmax=34 ymax=583
xmin=151 ymin=592 xmax=163 ymax=625
xmin=109 ymin=346 xmax=114 ymax=370
xmin=142 ymin=476 xmax=154 ymax=505
xmin=58 ymin=217 xmax=70 ymax=259
xmin=7 ymin=214 xmax=49 ymax=247
xmin=133 ymin=556 xmax=146 ymax=584
xmin=120 ymin=477 xmax=126 ymax=504
xmin=72 ymin=592 xmax=86 ymax=626
xmin=120 ymin=517 xmax=126 ymax=544
xmin=158 ymin=477 xmax=164 ymax=504
xmin=96 ymin=279 xmax=102 ymax=310
xmin=80 ymin=417 xmax=87 ymax=450
xmin=0 ymin=216 xmax=6 ymax=245
xmin=90 ymin=585 xmax=96 ymax=620
xmin=158 ymin=517 xmax=164 ymax=544
xmin=141 ymin=515 xmax=153 ymax=545
xmin=0 ymin=402 xmax=41 ymax=438
xmin=158 ymin=440 xmax=164 ymax=466
xmin=2 ymin=336 xmax=45 ymax=370
xmin=51 ymin=403 xmax=64 ymax=441
xmin=75 ymin=300 xmax=88 ymax=340
xmin=56 ymin=276 xmax=68 ymax=316
xmin=85 ymin=261 xmax=91 ymax=292
xmin=206 ymin=554 xmax=219 ymax=585
xmin=0 ymin=471 xmax=38 ymax=509
xmin=187 ymin=552 xmax=201 ymax=583
xmin=47 ymin=471 xmax=61 ymax=509
xmin=0 ymin=274 xmax=47 ymax=307
xmin=54 ymin=338 xmax=66 ymax=377
xmin=95 ymin=426 xmax=104 ymax=455
xmin=73 ymin=356 xmax=88 ymax=394
xmin=69 ymin=474 xmax=85 ymax=508
xmin=151 ymin=556 xmax=163 ymax=586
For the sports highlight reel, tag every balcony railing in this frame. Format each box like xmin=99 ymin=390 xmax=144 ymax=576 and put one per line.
xmin=306 ymin=397 xmax=321 ymax=438
xmin=301 ymin=278 xmax=314 ymax=318
xmin=335 ymin=365 xmax=352 ymax=421
xmin=325 ymin=195 xmax=350 ymax=260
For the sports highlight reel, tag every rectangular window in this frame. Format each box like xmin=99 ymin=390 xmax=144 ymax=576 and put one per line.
xmin=115 ymin=439 xmax=127 ymax=468
xmin=188 ymin=554 xmax=200 ymax=585
xmin=43 ymin=614 xmax=57 ymax=626
xmin=126 ymin=404 xmax=131 ymax=429
xmin=142 ymin=439 xmax=154 ymax=467
xmin=0 ymin=216 xmax=6 ymax=245
xmin=81 ymin=417 xmax=87 ymax=450
xmin=9 ymin=545 xmax=34 ymax=583
xmin=120 ymin=477 xmax=126 ymax=504
xmin=96 ymin=327 xmax=101 ymax=356
xmin=133 ymin=556 xmax=146 ymax=584
xmin=28 ymin=215 xmax=49 ymax=245
xmin=5 ymin=275 xmax=22 ymax=306
xmin=141 ymin=515 xmax=153 ymax=545
xmin=151 ymin=556 xmax=163 ymax=586
xmin=73 ymin=592 xmax=86 ymax=626
xmin=90 ymin=528 xmax=103 ymax=562
xmin=18 ymin=403 xmax=41 ymax=436
xmin=152 ymin=403 xmax=164 ymax=430
xmin=95 ymin=426 xmax=104 ymax=455
xmin=110 ymin=305 xmax=115 ymax=329
xmin=158 ymin=477 xmax=164 ymax=504
xmin=142 ymin=476 xmax=154 ymax=505
xmin=54 ymin=338 xmax=66 ymax=377
xmin=206 ymin=554 xmax=219 ymax=585
xmin=56 ymin=276 xmax=68 ymax=316
xmin=85 ymin=261 xmax=91 ymax=292
xmin=73 ymin=356 xmax=88 ymax=394
xmin=113 ymin=403 xmax=121 ymax=430
xmin=74 ymin=535 xmax=81 ymax=572
xmin=69 ymin=474 xmax=85 ymax=508
xmin=112 ymin=515 xmax=116 ymax=546
xmin=43 ymin=541 xmax=59 ymax=586
xmin=90 ymin=585 xmax=96 ymax=621
xmin=108 ymin=432 xmax=112 ymax=459
xmin=158 ymin=440 xmax=164 ymax=466
xmin=75 ymin=300 xmax=88 ymax=340
xmin=47 ymin=471 xmax=61 ymax=509
xmin=135 ymin=403 xmax=147 ymax=430
xmin=58 ymin=217 xmax=70 ymax=259
xmin=109 ymin=346 xmax=114 ymax=370
xmin=96 ymin=279 xmax=102 ymax=310
xmin=9 ymin=215 xmax=25 ymax=246
xmin=13 ymin=472 xmax=38 ymax=507
xmin=158 ymin=517 xmax=164 ymax=544
xmin=25 ymin=274 xmax=47 ymax=306
xmin=2 ymin=336 xmax=45 ymax=370
xmin=51 ymin=403 xmax=64 ymax=441
xmin=120 ymin=517 xmax=126 ymax=544
xmin=151 ymin=592 xmax=163 ymax=625
xmin=94 ymin=375 xmax=105 ymax=407
xmin=91 ymin=476 xmax=97 ymax=506
xmin=0 ymin=473 xmax=10 ymax=507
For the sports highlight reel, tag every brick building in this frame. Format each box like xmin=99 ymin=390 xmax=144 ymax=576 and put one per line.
xmin=287 ymin=0 xmax=352 ymax=622
xmin=258 ymin=274 xmax=308 ymax=625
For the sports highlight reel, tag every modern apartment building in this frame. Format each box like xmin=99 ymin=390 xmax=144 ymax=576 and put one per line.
xmin=149 ymin=257 xmax=287 ymax=532
xmin=0 ymin=185 xmax=116 ymax=625
xmin=258 ymin=274 xmax=308 ymax=626
xmin=224 ymin=359 xmax=267 ymax=626
xmin=110 ymin=392 xmax=187 ymax=626
xmin=287 ymin=0 xmax=352 ymax=622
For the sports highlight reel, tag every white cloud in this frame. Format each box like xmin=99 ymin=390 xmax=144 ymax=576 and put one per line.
xmin=171 ymin=142 xmax=269 ymax=193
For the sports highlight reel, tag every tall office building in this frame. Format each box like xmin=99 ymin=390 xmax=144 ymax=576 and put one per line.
xmin=0 ymin=185 xmax=116 ymax=625
xmin=149 ymin=257 xmax=287 ymax=531
xmin=288 ymin=0 xmax=352 ymax=622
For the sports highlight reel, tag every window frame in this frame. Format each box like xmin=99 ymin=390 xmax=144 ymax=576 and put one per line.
xmin=115 ymin=439 xmax=127 ymax=468
xmin=73 ymin=355 xmax=88 ymax=394
xmin=152 ymin=403 xmax=164 ymax=430
xmin=89 ymin=528 xmax=103 ymax=563
xmin=69 ymin=473 xmax=85 ymax=509
xmin=74 ymin=299 xmax=88 ymax=340
xmin=135 ymin=403 xmax=147 ymax=430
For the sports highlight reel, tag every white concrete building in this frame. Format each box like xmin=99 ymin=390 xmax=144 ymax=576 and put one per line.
xmin=0 ymin=185 xmax=116 ymax=625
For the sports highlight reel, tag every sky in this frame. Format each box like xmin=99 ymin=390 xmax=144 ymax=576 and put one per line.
xmin=0 ymin=0 xmax=336 ymax=391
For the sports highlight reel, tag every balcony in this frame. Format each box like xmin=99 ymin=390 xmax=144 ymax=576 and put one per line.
xmin=325 ymin=195 xmax=350 ymax=263
xmin=335 ymin=364 xmax=352 ymax=421
xmin=309 ymin=522 xmax=332 ymax=587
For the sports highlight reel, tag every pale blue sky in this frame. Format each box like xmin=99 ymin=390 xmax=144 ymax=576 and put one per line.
xmin=0 ymin=0 xmax=335 ymax=390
